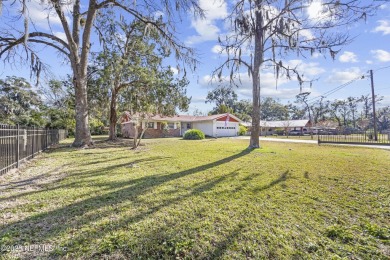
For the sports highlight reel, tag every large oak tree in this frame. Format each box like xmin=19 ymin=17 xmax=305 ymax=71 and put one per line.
xmin=214 ymin=0 xmax=376 ymax=148
xmin=0 ymin=0 xmax=203 ymax=147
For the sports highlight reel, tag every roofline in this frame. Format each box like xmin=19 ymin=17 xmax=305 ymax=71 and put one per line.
xmin=214 ymin=113 xmax=243 ymax=123
xmin=121 ymin=113 xmax=243 ymax=124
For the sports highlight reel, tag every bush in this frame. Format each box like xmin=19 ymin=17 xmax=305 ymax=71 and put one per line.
xmin=238 ymin=125 xmax=247 ymax=136
xmin=275 ymin=129 xmax=285 ymax=136
xmin=183 ymin=129 xmax=205 ymax=140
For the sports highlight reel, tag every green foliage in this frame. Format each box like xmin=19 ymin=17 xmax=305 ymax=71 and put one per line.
xmin=89 ymin=118 xmax=105 ymax=135
xmin=238 ymin=125 xmax=247 ymax=135
xmin=92 ymin=18 xmax=191 ymax=142
xmin=232 ymin=99 xmax=252 ymax=122
xmin=275 ymin=129 xmax=285 ymax=135
xmin=183 ymin=129 xmax=205 ymax=140
xmin=206 ymin=86 xmax=237 ymax=115
xmin=0 ymin=76 xmax=45 ymax=126
xmin=43 ymin=79 xmax=76 ymax=134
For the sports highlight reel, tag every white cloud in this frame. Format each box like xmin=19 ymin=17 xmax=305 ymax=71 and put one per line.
xmin=199 ymin=63 xmax=322 ymax=100
xmin=191 ymin=97 xmax=207 ymax=103
xmin=210 ymin=44 xmax=251 ymax=57
xmin=286 ymin=60 xmax=325 ymax=77
xmin=170 ymin=67 xmax=179 ymax=75
xmin=373 ymin=20 xmax=390 ymax=35
xmin=300 ymin=29 xmax=315 ymax=41
xmin=339 ymin=51 xmax=358 ymax=63
xmin=54 ymin=32 xmax=67 ymax=42
xmin=371 ymin=50 xmax=390 ymax=62
xmin=153 ymin=10 xmax=165 ymax=19
xmin=307 ymin=0 xmax=333 ymax=23
xmin=311 ymin=52 xmax=322 ymax=59
xmin=186 ymin=0 xmax=227 ymax=45
xmin=366 ymin=60 xmax=373 ymax=64
xmin=326 ymin=67 xmax=363 ymax=84
xmin=211 ymin=44 xmax=224 ymax=54
xmin=26 ymin=0 xmax=68 ymax=30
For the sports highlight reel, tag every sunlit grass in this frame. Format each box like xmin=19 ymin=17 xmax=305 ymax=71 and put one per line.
xmin=0 ymin=137 xmax=389 ymax=259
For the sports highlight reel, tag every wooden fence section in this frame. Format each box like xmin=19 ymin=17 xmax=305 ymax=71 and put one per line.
xmin=0 ymin=124 xmax=67 ymax=175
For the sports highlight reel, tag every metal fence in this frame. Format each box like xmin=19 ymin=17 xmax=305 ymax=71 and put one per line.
xmin=0 ymin=124 xmax=67 ymax=175
xmin=318 ymin=130 xmax=390 ymax=146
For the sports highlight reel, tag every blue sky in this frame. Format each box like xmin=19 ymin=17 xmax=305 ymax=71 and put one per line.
xmin=1 ymin=0 xmax=390 ymax=115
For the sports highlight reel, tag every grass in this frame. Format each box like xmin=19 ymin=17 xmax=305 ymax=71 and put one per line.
xmin=0 ymin=136 xmax=389 ymax=259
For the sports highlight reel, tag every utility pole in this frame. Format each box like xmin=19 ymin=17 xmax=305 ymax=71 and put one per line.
xmin=370 ymin=70 xmax=378 ymax=141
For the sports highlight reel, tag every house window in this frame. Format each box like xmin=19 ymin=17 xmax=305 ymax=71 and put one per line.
xmin=168 ymin=123 xmax=174 ymax=129
xmin=147 ymin=122 xmax=154 ymax=128
xmin=187 ymin=123 xmax=191 ymax=129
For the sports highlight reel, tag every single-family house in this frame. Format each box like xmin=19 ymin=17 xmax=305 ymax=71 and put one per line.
xmin=242 ymin=120 xmax=311 ymax=135
xmin=121 ymin=113 xmax=242 ymax=138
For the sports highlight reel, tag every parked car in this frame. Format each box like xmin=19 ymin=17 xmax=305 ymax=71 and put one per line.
xmin=288 ymin=130 xmax=302 ymax=136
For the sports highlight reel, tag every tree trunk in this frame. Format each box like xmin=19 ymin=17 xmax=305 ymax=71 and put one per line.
xmin=133 ymin=123 xmax=138 ymax=149
xmin=250 ymin=74 xmax=260 ymax=148
xmin=249 ymin=6 xmax=264 ymax=149
xmin=108 ymin=88 xmax=118 ymax=140
xmin=72 ymin=77 xmax=93 ymax=147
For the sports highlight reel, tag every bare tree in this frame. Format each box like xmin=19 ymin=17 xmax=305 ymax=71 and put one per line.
xmin=347 ymin=96 xmax=359 ymax=128
xmin=310 ymin=96 xmax=329 ymax=124
xmin=213 ymin=0 xmax=375 ymax=148
xmin=0 ymin=0 xmax=203 ymax=147
xmin=296 ymin=92 xmax=312 ymax=122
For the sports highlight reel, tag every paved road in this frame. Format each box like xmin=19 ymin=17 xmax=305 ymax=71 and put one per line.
xmin=232 ymin=136 xmax=390 ymax=150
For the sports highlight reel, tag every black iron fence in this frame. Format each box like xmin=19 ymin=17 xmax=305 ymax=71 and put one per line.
xmin=0 ymin=124 xmax=68 ymax=175
xmin=318 ymin=130 xmax=390 ymax=146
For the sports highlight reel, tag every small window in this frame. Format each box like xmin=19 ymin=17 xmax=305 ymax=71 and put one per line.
xmin=187 ymin=123 xmax=191 ymax=129
xmin=147 ymin=122 xmax=154 ymax=128
xmin=168 ymin=123 xmax=174 ymax=129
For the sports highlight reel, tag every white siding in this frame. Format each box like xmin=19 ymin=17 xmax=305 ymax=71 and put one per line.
xmin=192 ymin=121 xmax=214 ymax=137
xmin=215 ymin=121 xmax=239 ymax=137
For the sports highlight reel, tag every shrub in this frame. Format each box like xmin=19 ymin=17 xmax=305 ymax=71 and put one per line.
xmin=183 ymin=129 xmax=205 ymax=140
xmin=238 ymin=125 xmax=247 ymax=136
xmin=275 ymin=129 xmax=285 ymax=135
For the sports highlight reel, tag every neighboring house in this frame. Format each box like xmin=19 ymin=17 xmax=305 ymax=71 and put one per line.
xmin=121 ymin=113 xmax=242 ymax=138
xmin=242 ymin=120 xmax=311 ymax=136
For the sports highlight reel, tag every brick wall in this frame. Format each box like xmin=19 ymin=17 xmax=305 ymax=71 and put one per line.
xmin=144 ymin=128 xmax=180 ymax=138
xmin=121 ymin=122 xmax=181 ymax=138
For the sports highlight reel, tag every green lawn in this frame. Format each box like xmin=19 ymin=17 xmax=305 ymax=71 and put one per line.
xmin=0 ymin=137 xmax=389 ymax=259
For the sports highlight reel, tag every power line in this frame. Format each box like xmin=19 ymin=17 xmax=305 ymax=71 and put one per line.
xmin=307 ymin=74 xmax=367 ymax=104
xmin=304 ymin=65 xmax=390 ymax=105
xmin=374 ymin=65 xmax=390 ymax=73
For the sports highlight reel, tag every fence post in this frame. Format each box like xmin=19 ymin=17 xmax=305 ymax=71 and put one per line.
xmin=16 ymin=125 xmax=20 ymax=168
xmin=32 ymin=126 xmax=35 ymax=158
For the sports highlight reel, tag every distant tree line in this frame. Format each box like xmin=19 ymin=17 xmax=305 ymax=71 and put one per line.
xmin=205 ymin=86 xmax=390 ymax=131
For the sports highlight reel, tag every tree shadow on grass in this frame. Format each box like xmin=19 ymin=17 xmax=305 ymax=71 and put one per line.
xmin=0 ymin=149 xmax=253 ymax=258
xmin=253 ymin=170 xmax=290 ymax=193
xmin=0 ymin=156 xmax=170 ymax=203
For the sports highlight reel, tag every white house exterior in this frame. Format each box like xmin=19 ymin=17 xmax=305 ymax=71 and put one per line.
xmin=121 ymin=113 xmax=242 ymax=138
